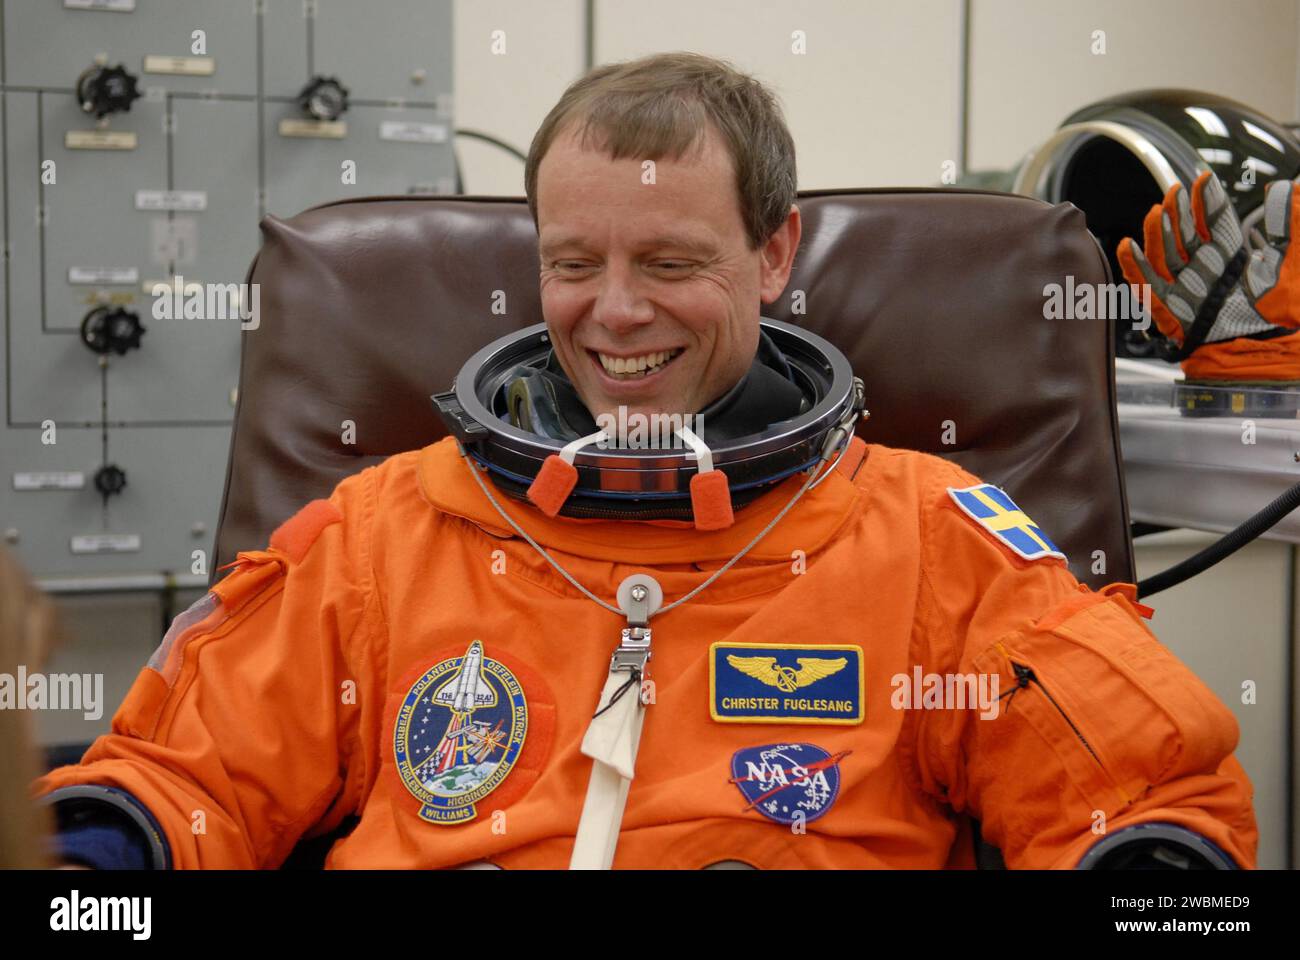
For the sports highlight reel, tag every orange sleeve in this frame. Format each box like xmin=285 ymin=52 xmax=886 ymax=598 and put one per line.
xmin=903 ymin=457 xmax=1258 ymax=869
xmin=32 ymin=469 xmax=380 ymax=869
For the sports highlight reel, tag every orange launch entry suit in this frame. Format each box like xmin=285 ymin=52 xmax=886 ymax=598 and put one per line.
xmin=36 ymin=436 xmax=1258 ymax=869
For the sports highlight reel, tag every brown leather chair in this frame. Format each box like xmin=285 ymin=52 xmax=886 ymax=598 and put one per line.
xmin=215 ymin=189 xmax=1134 ymax=590
xmin=212 ymin=188 xmax=1133 ymax=870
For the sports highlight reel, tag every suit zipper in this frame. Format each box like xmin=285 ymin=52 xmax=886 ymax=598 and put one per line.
xmin=1008 ymin=661 xmax=1105 ymax=770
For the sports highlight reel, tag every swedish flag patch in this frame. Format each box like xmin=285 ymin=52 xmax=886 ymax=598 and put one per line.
xmin=946 ymin=483 xmax=1066 ymax=562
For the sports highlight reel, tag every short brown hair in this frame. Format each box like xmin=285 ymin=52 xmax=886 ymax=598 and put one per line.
xmin=524 ymin=51 xmax=797 ymax=251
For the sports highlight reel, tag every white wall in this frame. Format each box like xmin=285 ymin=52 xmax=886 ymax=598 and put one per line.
xmin=456 ymin=0 xmax=1300 ymax=194
xmin=970 ymin=0 xmax=1300 ymax=172
xmin=1135 ymin=533 xmax=1291 ymax=869
xmin=454 ymin=0 xmax=964 ymax=194
xmin=594 ymin=0 xmax=963 ymax=189
xmin=452 ymin=0 xmax=587 ymax=197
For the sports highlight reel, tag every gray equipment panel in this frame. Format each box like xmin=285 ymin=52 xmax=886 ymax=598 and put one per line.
xmin=261 ymin=0 xmax=453 ymax=103
xmin=1 ymin=0 xmax=455 ymax=578
xmin=4 ymin=0 xmax=258 ymax=97
xmin=264 ymin=100 xmax=455 ymax=217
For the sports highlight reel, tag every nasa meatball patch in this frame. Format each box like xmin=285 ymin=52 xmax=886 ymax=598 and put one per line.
xmin=388 ymin=640 xmax=554 ymax=825
xmin=729 ymin=743 xmax=849 ymax=825
xmin=946 ymin=483 xmax=1066 ymax=562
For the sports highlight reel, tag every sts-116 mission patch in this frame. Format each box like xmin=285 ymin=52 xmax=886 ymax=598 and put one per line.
xmin=946 ymin=483 xmax=1066 ymax=562
xmin=390 ymin=640 xmax=543 ymax=825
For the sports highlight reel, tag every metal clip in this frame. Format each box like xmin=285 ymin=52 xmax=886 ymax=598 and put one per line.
xmin=612 ymin=575 xmax=663 ymax=676
xmin=818 ymin=377 xmax=868 ymax=461
xmin=611 ymin=624 xmax=652 ymax=675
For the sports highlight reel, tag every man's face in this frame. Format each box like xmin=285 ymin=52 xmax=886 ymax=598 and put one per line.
xmin=536 ymin=122 xmax=800 ymax=428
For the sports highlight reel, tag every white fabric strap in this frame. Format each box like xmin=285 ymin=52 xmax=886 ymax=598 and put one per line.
xmin=570 ymin=761 xmax=634 ymax=870
xmin=569 ymin=670 xmax=646 ymax=869
xmin=560 ymin=429 xmax=609 ymax=464
xmin=674 ymin=425 xmax=714 ymax=473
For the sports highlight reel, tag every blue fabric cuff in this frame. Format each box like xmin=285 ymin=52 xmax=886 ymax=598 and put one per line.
xmin=54 ymin=821 xmax=151 ymax=871
xmin=43 ymin=785 xmax=171 ymax=869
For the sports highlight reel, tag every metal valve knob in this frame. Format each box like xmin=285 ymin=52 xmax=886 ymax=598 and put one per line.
xmin=93 ymin=464 xmax=127 ymax=498
xmin=81 ymin=306 xmax=145 ymax=356
xmin=296 ymin=75 xmax=350 ymax=122
xmin=76 ymin=63 xmax=141 ymax=118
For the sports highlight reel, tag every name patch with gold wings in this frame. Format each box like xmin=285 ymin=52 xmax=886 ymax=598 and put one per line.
xmin=710 ymin=642 xmax=864 ymax=725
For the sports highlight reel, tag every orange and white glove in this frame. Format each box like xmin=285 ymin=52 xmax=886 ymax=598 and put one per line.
xmin=1117 ymin=171 xmax=1300 ymax=381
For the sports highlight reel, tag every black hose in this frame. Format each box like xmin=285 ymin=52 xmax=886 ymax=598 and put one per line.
xmin=453 ymin=128 xmax=528 ymax=163
xmin=1138 ymin=478 xmax=1300 ymax=598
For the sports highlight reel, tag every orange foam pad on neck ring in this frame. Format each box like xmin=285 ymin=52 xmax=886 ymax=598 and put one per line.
xmin=690 ymin=470 xmax=735 ymax=531
xmin=526 ymin=454 xmax=579 ymax=517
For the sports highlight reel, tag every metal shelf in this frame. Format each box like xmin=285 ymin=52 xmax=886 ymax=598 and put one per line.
xmin=1118 ymin=369 xmax=1300 ymax=542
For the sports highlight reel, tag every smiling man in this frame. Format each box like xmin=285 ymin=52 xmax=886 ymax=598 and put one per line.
xmin=35 ymin=52 xmax=1257 ymax=871
xmin=504 ymin=57 xmax=805 ymax=460
xmin=534 ymin=113 xmax=787 ymax=426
